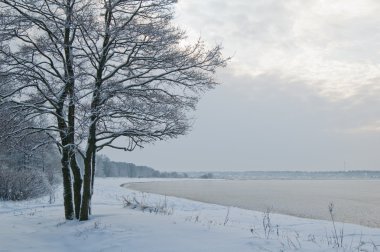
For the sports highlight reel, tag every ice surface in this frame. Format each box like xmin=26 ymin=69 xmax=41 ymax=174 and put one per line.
xmin=126 ymin=179 xmax=380 ymax=227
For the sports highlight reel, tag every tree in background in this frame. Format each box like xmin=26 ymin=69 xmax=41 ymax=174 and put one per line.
xmin=0 ymin=96 xmax=61 ymax=200
xmin=0 ymin=0 xmax=226 ymax=221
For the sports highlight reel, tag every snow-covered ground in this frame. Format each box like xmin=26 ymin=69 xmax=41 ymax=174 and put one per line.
xmin=1 ymin=178 xmax=380 ymax=252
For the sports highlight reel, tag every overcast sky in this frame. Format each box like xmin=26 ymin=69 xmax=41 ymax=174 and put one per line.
xmin=102 ymin=0 xmax=380 ymax=172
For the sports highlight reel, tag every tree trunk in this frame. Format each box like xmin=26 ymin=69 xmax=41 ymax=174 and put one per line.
xmin=61 ymin=149 xmax=74 ymax=220
xmin=70 ymin=153 xmax=82 ymax=219
xmin=89 ymin=148 xmax=96 ymax=215
xmin=79 ymin=118 xmax=97 ymax=221
xmin=57 ymin=107 xmax=74 ymax=220
xmin=79 ymin=154 xmax=92 ymax=221
xmin=64 ymin=0 xmax=82 ymax=219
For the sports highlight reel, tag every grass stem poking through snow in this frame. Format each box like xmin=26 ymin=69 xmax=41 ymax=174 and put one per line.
xmin=224 ymin=207 xmax=230 ymax=226
xmin=122 ymin=195 xmax=173 ymax=215
xmin=328 ymin=202 xmax=344 ymax=248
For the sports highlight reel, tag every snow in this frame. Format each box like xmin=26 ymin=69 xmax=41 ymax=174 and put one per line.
xmin=1 ymin=178 xmax=380 ymax=252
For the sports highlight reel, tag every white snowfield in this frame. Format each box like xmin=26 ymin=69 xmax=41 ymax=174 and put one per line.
xmin=1 ymin=178 xmax=380 ymax=252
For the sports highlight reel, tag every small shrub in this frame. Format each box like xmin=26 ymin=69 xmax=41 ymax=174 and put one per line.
xmin=122 ymin=195 xmax=173 ymax=215
xmin=0 ymin=167 xmax=52 ymax=200
xmin=199 ymin=173 xmax=213 ymax=179
xmin=263 ymin=208 xmax=273 ymax=239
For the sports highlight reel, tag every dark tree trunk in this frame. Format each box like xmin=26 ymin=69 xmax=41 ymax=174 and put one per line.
xmin=57 ymin=108 xmax=75 ymax=220
xmin=64 ymin=0 xmax=82 ymax=220
xmin=70 ymin=153 xmax=82 ymax=219
xmin=80 ymin=123 xmax=96 ymax=220
xmin=68 ymin=77 xmax=82 ymax=219
xmin=78 ymin=5 xmax=112 ymax=220
xmin=89 ymin=148 xmax=96 ymax=215
xmin=61 ymin=149 xmax=74 ymax=220
xmin=80 ymin=152 xmax=93 ymax=221
xmin=91 ymin=148 xmax=96 ymax=191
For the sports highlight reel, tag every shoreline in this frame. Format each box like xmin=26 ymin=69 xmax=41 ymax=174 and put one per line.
xmin=123 ymin=179 xmax=380 ymax=228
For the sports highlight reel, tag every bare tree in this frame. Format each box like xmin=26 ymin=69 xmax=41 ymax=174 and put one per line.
xmin=0 ymin=0 xmax=86 ymax=219
xmin=0 ymin=0 xmax=227 ymax=221
xmin=73 ymin=0 xmax=226 ymax=220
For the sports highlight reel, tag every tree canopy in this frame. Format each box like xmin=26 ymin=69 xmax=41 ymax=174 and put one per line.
xmin=0 ymin=0 xmax=226 ymax=220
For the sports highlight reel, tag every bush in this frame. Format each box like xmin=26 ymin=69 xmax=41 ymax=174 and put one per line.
xmin=0 ymin=167 xmax=52 ymax=201
xmin=200 ymin=173 xmax=214 ymax=179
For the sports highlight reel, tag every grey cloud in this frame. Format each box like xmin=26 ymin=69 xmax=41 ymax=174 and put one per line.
xmin=176 ymin=0 xmax=380 ymax=102
xmin=101 ymin=1 xmax=380 ymax=172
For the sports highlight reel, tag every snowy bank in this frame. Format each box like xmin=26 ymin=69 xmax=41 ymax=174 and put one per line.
xmin=1 ymin=178 xmax=379 ymax=252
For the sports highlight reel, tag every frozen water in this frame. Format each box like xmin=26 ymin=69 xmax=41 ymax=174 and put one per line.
xmin=125 ymin=179 xmax=380 ymax=227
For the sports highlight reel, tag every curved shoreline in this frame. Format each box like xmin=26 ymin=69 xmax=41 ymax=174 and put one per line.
xmin=122 ymin=179 xmax=380 ymax=228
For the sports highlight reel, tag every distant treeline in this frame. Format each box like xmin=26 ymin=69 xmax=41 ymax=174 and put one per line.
xmin=187 ymin=170 xmax=380 ymax=180
xmin=95 ymin=155 xmax=188 ymax=178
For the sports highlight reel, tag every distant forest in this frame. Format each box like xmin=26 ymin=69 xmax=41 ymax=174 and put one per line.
xmin=188 ymin=170 xmax=380 ymax=180
xmin=95 ymin=155 xmax=188 ymax=178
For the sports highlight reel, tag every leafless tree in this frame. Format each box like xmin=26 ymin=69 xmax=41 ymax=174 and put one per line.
xmin=0 ymin=0 xmax=86 ymax=219
xmin=0 ymin=0 xmax=227 ymax=221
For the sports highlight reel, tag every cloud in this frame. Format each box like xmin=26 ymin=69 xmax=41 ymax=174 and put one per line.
xmin=102 ymin=1 xmax=380 ymax=172
xmin=175 ymin=0 xmax=380 ymax=101
xmin=338 ymin=121 xmax=380 ymax=134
